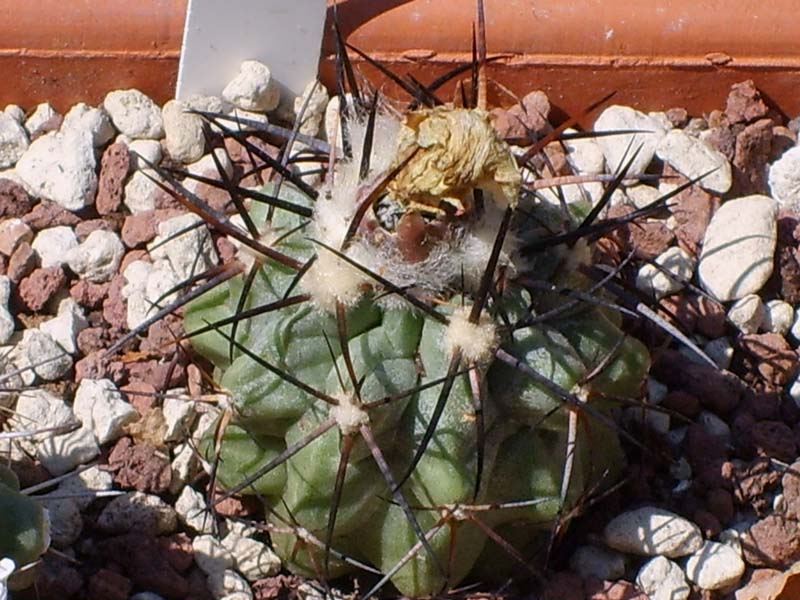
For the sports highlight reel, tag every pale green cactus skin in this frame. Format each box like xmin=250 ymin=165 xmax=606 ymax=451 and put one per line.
xmin=0 ymin=465 xmax=50 ymax=588
xmin=186 ymin=183 xmax=649 ymax=596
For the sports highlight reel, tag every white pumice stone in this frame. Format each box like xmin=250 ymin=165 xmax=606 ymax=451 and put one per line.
xmin=162 ymin=391 xmax=196 ymax=442
xmin=61 ymin=102 xmax=115 ymax=146
xmin=4 ymin=104 xmax=25 ymax=123
xmin=193 ymin=534 xmax=234 ymax=577
xmin=39 ymin=297 xmax=88 ymax=355
xmin=16 ymin=130 xmax=96 ymax=210
xmin=728 ymin=294 xmax=766 ymax=334
xmin=698 ymin=195 xmax=778 ymax=301
xmin=768 ymin=144 xmax=800 ymax=214
xmin=123 ymin=168 xmax=162 ymax=213
xmin=222 ymin=60 xmax=280 ymax=112
xmin=293 ymin=80 xmax=330 ymax=137
xmin=222 ymin=533 xmax=281 ymax=581
xmin=594 ymin=105 xmax=667 ymax=176
xmin=24 ymin=102 xmax=60 ymax=139
xmin=763 ymin=299 xmax=794 ymax=336
xmin=636 ymin=556 xmax=690 ymax=600
xmin=10 ymin=388 xmax=99 ymax=475
xmin=65 ymin=229 xmax=125 ymax=283
xmin=0 ymin=276 xmax=13 ymax=344
xmin=0 ymin=112 xmax=29 ymax=168
xmin=11 ymin=328 xmax=73 ymax=382
xmin=635 ymin=246 xmax=695 ymax=299
xmin=684 ymin=540 xmax=745 ymax=590
xmin=656 ymin=129 xmax=732 ymax=194
xmin=56 ymin=465 xmax=114 ymax=510
xmin=103 ymin=89 xmax=164 ymax=139
xmin=175 ymin=485 xmax=215 ymax=534
xmin=148 ymin=213 xmax=219 ymax=282
xmin=162 ymin=99 xmax=205 ymax=163
xmin=127 ymin=139 xmax=163 ymax=171
xmin=207 ymin=569 xmax=253 ymax=600
xmin=31 ymin=225 xmax=79 ymax=268
xmin=73 ymin=378 xmax=137 ymax=444
xmin=604 ymin=506 xmax=703 ymax=557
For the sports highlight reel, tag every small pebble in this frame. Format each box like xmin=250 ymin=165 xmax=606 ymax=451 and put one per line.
xmin=698 ymin=194 xmax=777 ymax=301
xmin=728 ymin=294 xmax=766 ymax=334
xmin=222 ymin=60 xmax=280 ymax=112
xmin=635 ymin=556 xmax=690 ymax=600
xmin=38 ymin=495 xmax=82 ymax=547
xmin=56 ymin=465 xmax=114 ymax=510
xmin=207 ymin=569 xmax=253 ymax=600
xmin=0 ymin=218 xmax=33 ymax=256
xmin=594 ymin=105 xmax=666 ymax=175
xmin=763 ymin=299 xmax=794 ymax=336
xmin=0 ymin=276 xmax=13 ymax=343
xmin=635 ymin=246 xmax=695 ymax=299
xmin=97 ymin=491 xmax=178 ymax=535
xmin=684 ymin=540 xmax=745 ymax=590
xmin=73 ymin=378 xmax=138 ymax=444
xmin=222 ymin=533 xmax=281 ymax=582
xmin=0 ymin=112 xmax=29 ymax=168
xmin=163 ymin=391 xmax=196 ymax=442
xmin=123 ymin=169 xmax=162 ymax=213
xmin=148 ymin=213 xmax=219 ymax=282
xmin=103 ymin=89 xmax=164 ymax=139
xmin=39 ymin=297 xmax=88 ymax=354
xmin=162 ymin=99 xmax=205 ymax=164
xmin=61 ymin=103 xmax=115 ymax=146
xmin=128 ymin=139 xmax=163 ymax=171
xmin=656 ymin=129 xmax=731 ymax=194
xmin=568 ymin=545 xmax=626 ymax=581
xmin=31 ymin=225 xmax=78 ymax=268
xmin=702 ymin=337 xmax=733 ymax=370
xmin=23 ymin=102 xmax=61 ymax=139
xmin=11 ymin=328 xmax=73 ymax=382
xmin=175 ymin=485 xmax=215 ymax=534
xmin=65 ymin=229 xmax=125 ymax=283
xmin=604 ymin=506 xmax=703 ymax=557
xmin=192 ymin=534 xmax=234 ymax=577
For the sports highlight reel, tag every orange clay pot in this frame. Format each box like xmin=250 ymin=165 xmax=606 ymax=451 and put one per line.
xmin=1 ymin=0 xmax=798 ymax=123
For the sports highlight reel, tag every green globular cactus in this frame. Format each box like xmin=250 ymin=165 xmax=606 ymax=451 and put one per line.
xmin=0 ymin=465 xmax=50 ymax=589
xmin=184 ymin=103 xmax=650 ymax=597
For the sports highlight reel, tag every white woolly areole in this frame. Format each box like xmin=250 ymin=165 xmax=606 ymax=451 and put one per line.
xmin=330 ymin=394 xmax=369 ymax=436
xmin=443 ymin=306 xmax=498 ymax=363
xmin=301 ymin=250 xmax=366 ymax=311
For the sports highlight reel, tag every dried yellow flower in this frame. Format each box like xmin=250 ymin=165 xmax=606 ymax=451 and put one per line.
xmin=388 ymin=107 xmax=521 ymax=213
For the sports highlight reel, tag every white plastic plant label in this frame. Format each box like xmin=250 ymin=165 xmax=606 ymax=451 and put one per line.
xmin=176 ymin=0 xmax=327 ymax=100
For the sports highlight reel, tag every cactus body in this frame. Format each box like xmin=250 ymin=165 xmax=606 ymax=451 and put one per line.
xmin=185 ymin=106 xmax=649 ymax=596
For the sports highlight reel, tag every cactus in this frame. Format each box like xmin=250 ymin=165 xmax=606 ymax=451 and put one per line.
xmin=0 ymin=465 xmax=50 ymax=590
xmin=181 ymin=89 xmax=651 ymax=595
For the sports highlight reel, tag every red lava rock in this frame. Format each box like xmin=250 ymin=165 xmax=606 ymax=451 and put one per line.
xmin=692 ymin=295 xmax=727 ymax=338
xmin=35 ymin=555 xmax=84 ymax=599
xmin=102 ymin=533 xmax=191 ymax=600
xmin=732 ymin=118 xmax=773 ymax=196
xmin=662 ymin=390 xmax=700 ymax=418
xmin=781 ymin=460 xmax=800 ymax=520
xmin=7 ymin=240 xmax=37 ymax=283
xmin=692 ymin=508 xmax=722 ymax=538
xmin=108 ymin=437 xmax=172 ymax=493
xmin=70 ymin=280 xmax=110 ymax=309
xmin=733 ymin=458 xmax=781 ymax=511
xmin=584 ymin=578 xmax=648 ymax=600
xmin=122 ymin=211 xmax=158 ymax=247
xmin=604 ymin=205 xmax=675 ymax=260
xmin=186 ymin=568 xmax=214 ymax=600
xmin=702 ymin=126 xmax=736 ymax=161
xmin=252 ymin=575 xmax=305 ymax=600
xmin=75 ymin=217 xmax=118 ymax=241
xmin=751 ymin=420 xmax=797 ymax=462
xmin=491 ymin=90 xmax=551 ymax=142
xmin=23 ymin=200 xmax=82 ymax=230
xmin=77 ymin=326 xmax=109 ymax=355
xmin=652 ymin=350 xmax=742 ymax=415
xmin=224 ymin=135 xmax=280 ymax=189
xmin=126 ymin=358 xmax=187 ymax=390
xmin=685 ymin=424 xmax=730 ymax=489
xmin=96 ymin=143 xmax=131 ymax=215
xmin=542 ymin=571 xmax=584 ymax=600
xmin=0 ymin=254 xmax=6 ymax=276
xmin=737 ymin=333 xmax=799 ymax=387
xmin=122 ymin=381 xmax=159 ymax=415
xmin=665 ymin=175 xmax=720 ymax=256
xmin=216 ymin=236 xmax=237 ymax=264
xmin=666 ymin=107 xmax=689 ymax=128
xmin=103 ymin=275 xmax=129 ymax=332
xmin=214 ymin=495 xmax=250 ymax=517
xmin=706 ymin=487 xmax=734 ymax=525
xmin=139 ymin=313 xmax=183 ymax=357
xmin=87 ymin=568 xmax=132 ymax=600
xmin=159 ymin=532 xmax=195 ymax=573
xmin=0 ymin=178 xmax=32 ymax=218
xmin=742 ymin=515 xmax=800 ymax=568
xmin=776 ymin=219 xmax=800 ymax=305
xmin=725 ymin=80 xmax=769 ymax=125
xmin=18 ymin=266 xmax=67 ymax=312
xmin=75 ymin=351 xmax=126 ymax=384
xmin=659 ymin=294 xmax=698 ymax=334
